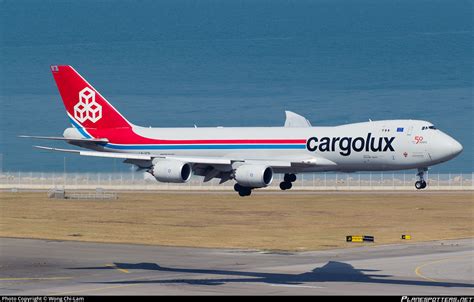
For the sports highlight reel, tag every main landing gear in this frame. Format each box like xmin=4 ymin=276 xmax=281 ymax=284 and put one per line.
xmin=280 ymin=173 xmax=297 ymax=190
xmin=415 ymin=168 xmax=427 ymax=190
xmin=234 ymin=183 xmax=252 ymax=197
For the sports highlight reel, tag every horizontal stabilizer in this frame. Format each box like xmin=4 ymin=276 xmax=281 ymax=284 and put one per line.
xmin=20 ymin=135 xmax=108 ymax=143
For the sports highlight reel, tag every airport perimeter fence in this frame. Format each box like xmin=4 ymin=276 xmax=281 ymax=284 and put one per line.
xmin=0 ymin=171 xmax=472 ymax=191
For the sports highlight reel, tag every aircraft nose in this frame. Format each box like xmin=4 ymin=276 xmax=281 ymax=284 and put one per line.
xmin=446 ymin=137 xmax=463 ymax=157
xmin=449 ymin=138 xmax=463 ymax=156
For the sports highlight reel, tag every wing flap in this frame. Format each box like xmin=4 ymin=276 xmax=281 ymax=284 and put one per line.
xmin=164 ymin=156 xmax=231 ymax=165
xmin=244 ymin=156 xmax=336 ymax=167
xmin=243 ymin=159 xmax=292 ymax=167
xmin=291 ymin=157 xmax=337 ymax=166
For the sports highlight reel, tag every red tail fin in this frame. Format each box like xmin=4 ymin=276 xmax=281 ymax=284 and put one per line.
xmin=51 ymin=65 xmax=131 ymax=129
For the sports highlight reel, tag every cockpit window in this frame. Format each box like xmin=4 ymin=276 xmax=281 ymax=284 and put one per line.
xmin=422 ymin=125 xmax=437 ymax=130
xmin=428 ymin=126 xmax=437 ymax=130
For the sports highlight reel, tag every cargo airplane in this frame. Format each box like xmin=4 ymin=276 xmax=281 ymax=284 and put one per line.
xmin=21 ymin=66 xmax=463 ymax=196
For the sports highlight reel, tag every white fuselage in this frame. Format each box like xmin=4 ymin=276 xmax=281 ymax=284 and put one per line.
xmin=79 ymin=119 xmax=462 ymax=173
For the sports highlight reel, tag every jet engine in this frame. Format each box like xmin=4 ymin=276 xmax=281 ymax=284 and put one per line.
xmin=234 ymin=165 xmax=273 ymax=188
xmin=152 ymin=160 xmax=192 ymax=183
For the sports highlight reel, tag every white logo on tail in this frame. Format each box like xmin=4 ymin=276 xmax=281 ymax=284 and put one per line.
xmin=74 ymin=87 xmax=102 ymax=123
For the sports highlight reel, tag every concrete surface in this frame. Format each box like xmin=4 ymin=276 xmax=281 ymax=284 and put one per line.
xmin=0 ymin=238 xmax=472 ymax=295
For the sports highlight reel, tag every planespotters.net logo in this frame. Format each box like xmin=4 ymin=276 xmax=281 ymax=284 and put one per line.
xmin=402 ymin=297 xmax=473 ymax=302
xmin=74 ymin=87 xmax=102 ymax=123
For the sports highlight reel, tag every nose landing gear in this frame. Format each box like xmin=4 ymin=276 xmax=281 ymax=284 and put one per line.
xmin=415 ymin=181 xmax=426 ymax=190
xmin=280 ymin=173 xmax=297 ymax=190
xmin=415 ymin=168 xmax=427 ymax=190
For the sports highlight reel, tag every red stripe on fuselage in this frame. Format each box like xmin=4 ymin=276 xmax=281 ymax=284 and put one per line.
xmin=84 ymin=127 xmax=306 ymax=145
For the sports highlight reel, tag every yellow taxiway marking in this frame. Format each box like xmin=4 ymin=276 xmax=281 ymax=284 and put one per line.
xmin=106 ymin=264 xmax=130 ymax=274
xmin=0 ymin=277 xmax=72 ymax=281
xmin=415 ymin=255 xmax=472 ymax=283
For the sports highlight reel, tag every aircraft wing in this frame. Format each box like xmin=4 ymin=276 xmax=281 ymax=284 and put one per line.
xmin=33 ymin=146 xmax=335 ymax=167
xmin=34 ymin=146 xmax=232 ymax=164
xmin=34 ymin=146 xmax=152 ymax=160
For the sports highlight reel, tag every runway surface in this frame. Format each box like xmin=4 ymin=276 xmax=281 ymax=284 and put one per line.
xmin=0 ymin=238 xmax=472 ymax=295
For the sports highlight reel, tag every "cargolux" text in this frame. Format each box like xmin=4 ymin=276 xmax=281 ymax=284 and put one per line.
xmin=306 ymin=133 xmax=395 ymax=156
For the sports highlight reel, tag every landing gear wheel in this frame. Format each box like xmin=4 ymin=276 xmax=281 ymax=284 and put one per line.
xmin=284 ymin=173 xmax=297 ymax=183
xmin=235 ymin=183 xmax=252 ymax=196
xmin=415 ymin=180 xmax=427 ymax=190
xmin=279 ymin=181 xmax=292 ymax=190
xmin=238 ymin=187 xmax=252 ymax=197
xmin=234 ymin=183 xmax=242 ymax=192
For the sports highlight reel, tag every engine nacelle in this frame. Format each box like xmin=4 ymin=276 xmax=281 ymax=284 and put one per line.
xmin=152 ymin=160 xmax=192 ymax=183
xmin=234 ymin=165 xmax=273 ymax=188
